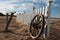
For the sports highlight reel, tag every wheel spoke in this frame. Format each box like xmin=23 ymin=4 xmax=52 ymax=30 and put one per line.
xmin=31 ymin=29 xmax=40 ymax=37
xmin=35 ymin=17 xmax=38 ymax=22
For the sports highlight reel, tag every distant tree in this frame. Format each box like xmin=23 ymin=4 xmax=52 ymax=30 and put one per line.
xmin=0 ymin=13 xmax=5 ymax=16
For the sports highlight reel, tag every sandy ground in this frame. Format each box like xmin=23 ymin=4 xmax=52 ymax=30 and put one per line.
xmin=0 ymin=16 xmax=60 ymax=40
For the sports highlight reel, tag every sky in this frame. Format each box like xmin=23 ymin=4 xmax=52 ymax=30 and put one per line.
xmin=0 ymin=0 xmax=60 ymax=18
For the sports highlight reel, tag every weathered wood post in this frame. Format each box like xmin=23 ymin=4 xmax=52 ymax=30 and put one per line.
xmin=5 ymin=12 xmax=16 ymax=31
xmin=37 ymin=9 xmax=38 ymax=14
xmin=42 ymin=7 xmax=45 ymax=15
xmin=6 ymin=13 xmax=9 ymax=22
xmin=46 ymin=0 xmax=53 ymax=37
xmin=40 ymin=8 xmax=42 ymax=14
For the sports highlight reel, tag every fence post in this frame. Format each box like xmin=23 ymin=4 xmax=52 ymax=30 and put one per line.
xmin=42 ymin=7 xmax=45 ymax=15
xmin=46 ymin=0 xmax=53 ymax=37
xmin=5 ymin=13 xmax=14 ymax=31
xmin=40 ymin=8 xmax=42 ymax=14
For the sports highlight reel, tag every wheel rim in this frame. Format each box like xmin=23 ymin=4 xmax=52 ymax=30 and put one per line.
xmin=30 ymin=14 xmax=44 ymax=39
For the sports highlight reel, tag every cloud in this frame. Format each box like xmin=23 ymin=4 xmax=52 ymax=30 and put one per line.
xmin=0 ymin=2 xmax=16 ymax=13
xmin=32 ymin=0 xmax=46 ymax=3
xmin=13 ymin=3 xmax=34 ymax=12
xmin=0 ymin=0 xmax=34 ymax=14
xmin=0 ymin=0 xmax=58 ymax=14
xmin=53 ymin=3 xmax=60 ymax=7
xmin=32 ymin=0 xmax=56 ymax=4
xmin=2 ymin=0 xmax=31 ymax=4
xmin=52 ymin=0 xmax=60 ymax=7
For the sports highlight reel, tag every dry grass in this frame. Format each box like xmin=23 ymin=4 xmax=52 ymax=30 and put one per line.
xmin=0 ymin=16 xmax=60 ymax=40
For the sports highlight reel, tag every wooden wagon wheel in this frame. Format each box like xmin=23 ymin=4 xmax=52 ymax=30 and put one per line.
xmin=30 ymin=14 xmax=45 ymax=39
